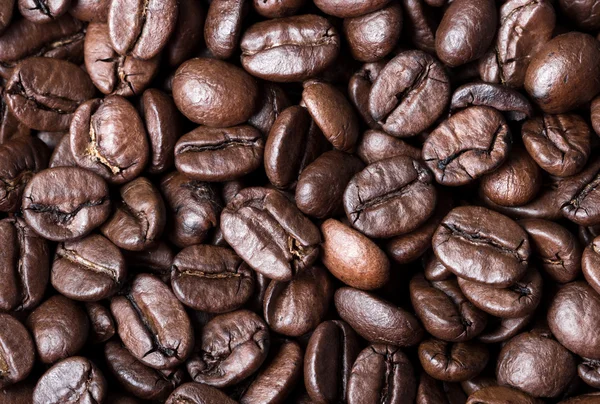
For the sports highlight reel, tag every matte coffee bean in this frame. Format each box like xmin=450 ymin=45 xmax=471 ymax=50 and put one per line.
xmin=27 ymin=295 xmax=89 ymax=364
xmin=478 ymin=314 xmax=533 ymax=344
xmin=304 ymin=320 xmax=360 ymax=403
xmin=186 ymin=310 xmax=270 ymax=387
xmin=466 ymin=386 xmax=543 ymax=404
xmin=166 ymin=382 xmax=237 ymax=404
xmin=347 ymin=344 xmax=416 ymax=404
xmin=221 ymin=187 xmax=321 ymax=281
xmin=525 ymin=33 xmax=600 ymax=114
xmin=171 ymin=245 xmax=254 ymax=313
xmin=22 ymin=167 xmax=111 ymax=241
xmin=70 ymin=96 xmax=149 ymax=184
xmin=314 ymin=0 xmax=390 ymax=17
xmin=433 ymin=206 xmax=530 ymax=287
xmin=423 ymin=106 xmax=511 ymax=186
xmin=348 ymin=61 xmax=385 ymax=130
xmin=418 ymin=338 xmax=489 ymax=382
xmin=19 ymin=0 xmax=71 ymax=23
xmin=248 ymin=83 xmax=291 ymax=136
xmin=435 ymin=0 xmax=497 ymax=67
xmin=357 ymin=129 xmax=422 ymax=165
xmin=205 ymin=0 xmax=247 ymax=59
xmin=101 ymin=177 xmax=166 ymax=251
xmin=450 ymin=82 xmax=533 ymax=121
xmin=296 ymin=151 xmax=364 ymax=218
xmin=5 ymin=57 xmax=94 ymax=132
xmin=263 ymin=265 xmax=332 ymax=336
xmin=335 ymin=287 xmax=424 ymax=346
xmin=410 ymin=274 xmax=487 ymax=341
xmin=321 ymin=218 xmax=390 ymax=290
xmin=85 ymin=302 xmax=115 ymax=343
xmin=522 ymin=114 xmax=591 ymax=177
xmin=51 ymin=234 xmax=126 ymax=301
xmin=240 ymin=15 xmax=340 ymax=82
xmin=173 ymin=58 xmax=259 ymax=127
xmin=175 ymin=125 xmax=264 ymax=182
xmin=497 ymin=330 xmax=576 ymax=398
xmin=111 ymin=274 xmax=194 ymax=369
xmin=108 ymin=0 xmax=178 ymax=60
xmin=0 ymin=314 xmax=35 ymax=389
xmin=69 ymin=0 xmax=109 ymax=22
xmin=369 ymin=50 xmax=449 ymax=137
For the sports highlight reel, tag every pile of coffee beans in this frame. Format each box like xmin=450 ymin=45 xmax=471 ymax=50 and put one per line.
xmin=2 ymin=0 xmax=600 ymax=402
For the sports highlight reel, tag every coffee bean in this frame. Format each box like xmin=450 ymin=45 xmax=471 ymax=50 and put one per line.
xmin=48 ymin=132 xmax=77 ymax=168
xmin=248 ymin=83 xmax=291 ymax=136
xmin=559 ymin=0 xmax=600 ymax=30
xmin=0 ymin=87 xmax=30 ymax=144
xmin=205 ymin=0 xmax=247 ymax=59
xmin=19 ymin=0 xmax=71 ymax=23
xmin=0 ymin=314 xmax=35 ymax=389
xmin=478 ymin=314 xmax=533 ymax=344
xmin=124 ymin=241 xmax=173 ymax=282
xmin=166 ymin=382 xmax=237 ymax=404
xmin=466 ymin=386 xmax=543 ymax=404
xmin=450 ymin=82 xmax=533 ymax=120
xmin=561 ymin=158 xmax=600 ymax=226
xmin=402 ymin=0 xmax=437 ymax=53
xmin=69 ymin=0 xmax=109 ymax=22
xmin=85 ymin=302 xmax=115 ymax=344
xmin=357 ymin=129 xmax=422 ymax=164
xmin=579 ymin=359 xmax=600 ymax=389
xmin=348 ymin=62 xmax=385 ymax=130
xmin=418 ymin=338 xmax=489 ymax=382
xmin=314 ymin=0 xmax=390 ymax=17
xmin=164 ymin=0 xmax=204 ymax=67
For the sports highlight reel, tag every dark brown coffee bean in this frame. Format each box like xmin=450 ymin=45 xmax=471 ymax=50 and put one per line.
xmin=173 ymin=58 xmax=259 ymax=127
xmin=22 ymin=167 xmax=111 ymax=241
xmin=419 ymin=338 xmax=489 ymax=382
xmin=221 ymin=187 xmax=321 ymax=281
xmin=402 ymin=0 xmax=437 ymax=53
xmin=0 ymin=0 xmax=15 ymax=35
xmin=19 ymin=0 xmax=71 ymax=23
xmin=579 ymin=359 xmax=600 ymax=389
xmin=423 ymin=106 xmax=511 ymax=186
xmin=48 ymin=132 xmax=78 ymax=168
xmin=186 ymin=310 xmax=270 ymax=387
xmin=304 ymin=320 xmax=360 ymax=403
xmin=171 ymin=245 xmax=254 ymax=313
xmin=84 ymin=23 xmax=159 ymax=97
xmin=5 ymin=57 xmax=94 ymax=132
xmin=175 ymin=125 xmax=264 ymax=182
xmin=423 ymin=254 xmax=453 ymax=281
xmin=35 ymin=131 xmax=64 ymax=150
xmin=0 ymin=87 xmax=30 ymax=145
xmin=101 ymin=177 xmax=166 ymax=251
xmin=561 ymin=158 xmax=600 ymax=226
xmin=450 ymin=82 xmax=533 ymax=120
xmin=111 ymin=274 xmax=194 ymax=369
xmin=248 ymin=83 xmax=291 ymax=137
xmin=69 ymin=0 xmax=109 ymax=22
xmin=357 ymin=129 xmax=422 ymax=165
xmin=466 ymin=386 xmax=543 ymax=404
xmin=583 ymin=237 xmax=600 ymax=299
xmin=335 ymin=287 xmax=424 ymax=346
xmin=433 ymin=206 xmax=530 ymax=287
xmin=240 ymin=15 xmax=340 ymax=82
xmin=124 ymin=241 xmax=173 ymax=282
xmin=85 ymin=302 xmax=115 ymax=343
xmin=314 ymin=0 xmax=390 ymax=17
xmin=253 ymin=0 xmax=304 ymax=17
xmin=348 ymin=61 xmax=386 ymax=130
xmin=166 ymin=382 xmax=237 ymax=404
xmin=417 ymin=372 xmax=467 ymax=404
xmin=0 ymin=314 xmax=35 ymax=389
xmin=344 ymin=155 xmax=437 ymax=238
xmin=478 ymin=314 xmax=533 ymax=344
xmin=164 ymin=0 xmax=204 ymax=67
xmin=108 ymin=0 xmax=178 ymax=60
xmin=70 ymin=96 xmax=149 ymax=184
xmin=51 ymin=234 xmax=126 ymax=301
xmin=205 ymin=0 xmax=247 ymax=59
xmin=27 ymin=295 xmax=89 ymax=364
xmin=369 ymin=50 xmax=450 ymax=137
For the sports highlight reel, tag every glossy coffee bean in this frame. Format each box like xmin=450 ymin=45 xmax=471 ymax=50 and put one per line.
xmin=357 ymin=129 xmax=421 ymax=164
xmin=19 ymin=0 xmax=71 ymax=23
xmin=69 ymin=0 xmax=109 ymax=22
xmin=186 ymin=310 xmax=270 ymax=387
xmin=27 ymin=295 xmax=89 ymax=364
xmin=579 ymin=359 xmax=600 ymax=389
xmin=171 ymin=244 xmax=254 ymax=313
xmin=304 ymin=320 xmax=360 ymax=403
xmin=466 ymin=386 xmax=543 ymax=404
xmin=478 ymin=314 xmax=533 ymax=344
xmin=419 ymin=338 xmax=489 ymax=382
xmin=166 ymin=382 xmax=237 ymax=404
xmin=22 ymin=167 xmax=111 ymax=241
xmin=85 ymin=302 xmax=115 ymax=343
xmin=111 ymin=274 xmax=194 ymax=369
xmin=0 ymin=314 xmax=35 ymax=389
xmin=205 ymin=0 xmax=247 ymax=59
xmin=451 ymin=83 xmax=533 ymax=121
xmin=348 ymin=62 xmax=385 ymax=130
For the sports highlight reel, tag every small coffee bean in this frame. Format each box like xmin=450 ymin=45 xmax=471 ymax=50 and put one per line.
xmin=166 ymin=382 xmax=237 ymax=404
xmin=418 ymin=338 xmax=489 ymax=382
xmin=85 ymin=302 xmax=115 ymax=344
xmin=450 ymin=82 xmax=533 ymax=120
xmin=0 ymin=314 xmax=35 ymax=389
xmin=204 ymin=0 xmax=247 ymax=59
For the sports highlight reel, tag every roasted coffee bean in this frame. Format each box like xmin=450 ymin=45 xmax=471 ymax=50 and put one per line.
xmin=423 ymin=254 xmax=453 ymax=281
xmin=346 ymin=344 xmax=416 ymax=404
xmin=343 ymin=3 xmax=402 ymax=63
xmin=124 ymin=241 xmax=173 ymax=282
xmin=0 ymin=136 xmax=49 ymax=212
xmin=263 ymin=265 xmax=332 ymax=336
xmin=175 ymin=125 xmax=264 ymax=182
xmin=418 ymin=338 xmax=489 ymax=382
xmin=27 ymin=295 xmax=89 ymax=364
xmin=33 ymin=357 xmax=106 ymax=404
xmin=171 ymin=245 xmax=254 ymax=313
xmin=108 ymin=0 xmax=178 ymax=60
xmin=402 ymin=0 xmax=437 ymax=53
xmin=480 ymin=147 xmax=542 ymax=207
xmin=335 ymin=287 xmax=424 ymax=346
xmin=433 ymin=206 xmax=530 ymax=287
xmin=240 ymin=15 xmax=340 ymax=82
xmin=344 ymin=155 xmax=436 ymax=238
xmin=0 ymin=87 xmax=30 ymax=144
xmin=84 ymin=23 xmax=160 ymax=97
xmin=221 ymin=187 xmax=321 ymax=281
xmin=357 ymin=129 xmax=422 ymax=165
xmin=186 ymin=309 xmax=270 ymax=387
xmin=70 ymin=96 xmax=149 ymax=184
xmin=559 ymin=0 xmax=600 ymax=30
xmin=526 ymin=33 xmax=600 ymax=114
xmin=497 ymin=330 xmax=576 ymax=398
xmin=417 ymin=372 xmax=467 ymax=404
xmin=48 ymin=132 xmax=78 ymax=168
xmin=111 ymin=274 xmax=194 ymax=369
xmin=435 ymin=0 xmax=496 ymax=67
xmin=348 ymin=62 xmax=385 ymax=130
xmin=173 ymin=58 xmax=259 ymax=127
xmin=51 ymin=234 xmax=126 ymax=301
xmin=248 ymin=83 xmax=290 ymax=137
xmin=0 ymin=0 xmax=15 ymax=34
xmin=521 ymin=219 xmax=582 ymax=283
xmin=410 ymin=274 xmax=487 ymax=341
xmin=105 ymin=340 xmax=182 ymax=401
xmin=69 ymin=0 xmax=109 ymax=22
xmin=579 ymin=359 xmax=600 ymax=389
xmin=296 ymin=151 xmax=364 ymax=218
xmin=369 ymin=50 xmax=449 ymax=137
xmin=423 ymin=106 xmax=511 ymax=186
xmin=304 ymin=320 xmax=360 ymax=403
xmin=583 ymin=236 xmax=600 ymax=295
xmin=561 ymin=158 xmax=600 ymax=226
xmin=314 ymin=0 xmax=390 ymax=17
xmin=457 ymin=268 xmax=542 ymax=318
xmin=264 ymin=105 xmax=328 ymax=189
xmin=522 ymin=114 xmax=591 ymax=177
xmin=466 ymin=386 xmax=543 ymax=404
xmin=5 ymin=57 xmax=94 ymax=132
xmin=450 ymin=82 xmax=533 ymax=120
xmin=101 ymin=177 xmax=165 ymax=251
xmin=22 ymin=167 xmax=111 ymax=241
xmin=166 ymin=382 xmax=237 ymax=404
xmin=19 ymin=0 xmax=71 ymax=23
xmin=85 ymin=302 xmax=115 ymax=343
xmin=205 ymin=0 xmax=247 ymax=59
xmin=0 ymin=314 xmax=35 ymax=389
xmin=164 ymin=0 xmax=204 ymax=67
xmin=478 ymin=314 xmax=533 ymax=343
xmin=253 ymin=0 xmax=304 ymax=17
xmin=160 ymin=172 xmax=221 ymax=247
xmin=35 ymin=131 xmax=64 ymax=150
